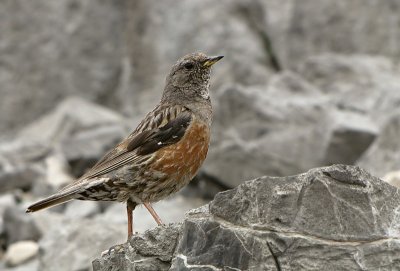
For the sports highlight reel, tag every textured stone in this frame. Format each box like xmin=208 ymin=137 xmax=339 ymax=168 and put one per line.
xmin=93 ymin=224 xmax=180 ymax=271
xmin=358 ymin=112 xmax=400 ymax=177
xmin=3 ymin=207 xmax=42 ymax=246
xmin=94 ymin=165 xmax=400 ymax=270
xmin=0 ymin=0 xmax=274 ymax=136
xmin=0 ymin=194 xmax=16 ymax=234
xmin=5 ymin=241 xmax=39 ymax=267
xmin=0 ymin=0 xmax=125 ymax=134
xmin=2 ymin=259 xmax=39 ymax=271
xmin=64 ymin=200 xmax=101 ymax=219
xmin=39 ymin=216 xmax=125 ymax=271
xmin=0 ymin=142 xmax=47 ymax=194
xmin=383 ymin=171 xmax=400 ymax=189
xmin=324 ymin=111 xmax=378 ymax=165
xmin=298 ymin=54 xmax=400 ymax=123
xmin=17 ymin=97 xmax=126 ymax=178
xmin=205 ymin=74 xmax=332 ymax=187
xmin=267 ymin=0 xmax=400 ymax=68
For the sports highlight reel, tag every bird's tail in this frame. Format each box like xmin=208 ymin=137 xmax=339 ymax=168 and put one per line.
xmin=26 ymin=191 xmax=77 ymax=213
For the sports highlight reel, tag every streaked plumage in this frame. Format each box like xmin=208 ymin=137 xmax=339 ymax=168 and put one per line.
xmin=26 ymin=52 xmax=223 ymax=238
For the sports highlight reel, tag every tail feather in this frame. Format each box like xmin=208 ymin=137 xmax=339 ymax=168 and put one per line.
xmin=26 ymin=191 xmax=77 ymax=213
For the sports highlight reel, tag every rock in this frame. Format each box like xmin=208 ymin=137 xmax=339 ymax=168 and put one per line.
xmin=0 ymin=0 xmax=275 ymax=136
xmin=383 ymin=171 xmax=400 ymax=189
xmin=205 ymin=74 xmax=332 ymax=187
xmin=2 ymin=259 xmax=39 ymax=271
xmin=0 ymin=194 xmax=16 ymax=252
xmin=64 ymin=200 xmax=101 ymax=219
xmin=27 ymin=153 xmax=74 ymax=199
xmin=0 ymin=142 xmax=48 ymax=194
xmin=0 ymin=97 xmax=126 ymax=198
xmin=94 ymin=165 xmax=400 ymax=270
xmin=93 ymin=224 xmax=180 ymax=271
xmin=18 ymin=97 xmax=126 ymax=177
xmin=298 ymin=54 xmax=400 ymax=123
xmin=4 ymin=241 xmax=39 ymax=267
xmin=30 ymin=153 xmax=73 ymax=197
xmin=323 ymin=111 xmax=378 ymax=165
xmin=0 ymin=194 xmax=16 ymax=234
xmin=0 ymin=97 xmax=127 ymax=194
xmin=266 ymin=1 xmax=400 ymax=68
xmin=0 ymin=0 xmax=125 ymax=135
xmin=3 ymin=0 xmax=400 ymax=135
xmin=358 ymin=112 xmax=400 ymax=177
xmin=38 ymin=217 xmax=125 ymax=271
xmin=3 ymin=207 xmax=42 ymax=246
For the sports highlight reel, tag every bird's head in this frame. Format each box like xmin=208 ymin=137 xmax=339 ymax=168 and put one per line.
xmin=163 ymin=52 xmax=223 ymax=102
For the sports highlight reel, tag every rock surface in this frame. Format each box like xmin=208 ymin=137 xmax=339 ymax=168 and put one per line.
xmin=4 ymin=241 xmax=39 ymax=267
xmin=298 ymin=54 xmax=400 ymax=122
xmin=357 ymin=111 xmax=400 ymax=177
xmin=4 ymin=0 xmax=400 ymax=136
xmin=38 ymin=216 xmax=126 ymax=271
xmin=93 ymin=165 xmax=400 ymax=270
xmin=270 ymin=1 xmax=400 ymax=68
xmin=3 ymin=207 xmax=42 ymax=246
xmin=204 ymin=71 xmax=381 ymax=187
xmin=0 ymin=97 xmax=127 ymax=202
xmin=17 ymin=97 xmax=127 ymax=177
xmin=205 ymin=76 xmax=331 ymax=187
xmin=383 ymin=171 xmax=400 ymax=189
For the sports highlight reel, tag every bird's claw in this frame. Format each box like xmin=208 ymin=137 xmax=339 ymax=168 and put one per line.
xmin=101 ymin=244 xmax=124 ymax=257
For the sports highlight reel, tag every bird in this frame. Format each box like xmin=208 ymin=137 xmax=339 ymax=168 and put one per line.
xmin=26 ymin=52 xmax=223 ymax=238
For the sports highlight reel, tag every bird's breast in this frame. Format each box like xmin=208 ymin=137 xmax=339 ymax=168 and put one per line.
xmin=150 ymin=118 xmax=210 ymax=184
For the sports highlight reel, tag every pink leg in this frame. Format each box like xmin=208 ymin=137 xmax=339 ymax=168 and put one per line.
xmin=127 ymin=204 xmax=134 ymax=238
xmin=127 ymin=200 xmax=137 ymax=239
xmin=143 ymin=202 xmax=163 ymax=225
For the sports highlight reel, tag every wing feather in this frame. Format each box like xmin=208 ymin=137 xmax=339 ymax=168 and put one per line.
xmin=79 ymin=104 xmax=191 ymax=180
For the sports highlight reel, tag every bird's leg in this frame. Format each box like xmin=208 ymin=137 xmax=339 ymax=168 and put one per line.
xmin=143 ymin=202 xmax=164 ymax=225
xmin=127 ymin=200 xmax=137 ymax=239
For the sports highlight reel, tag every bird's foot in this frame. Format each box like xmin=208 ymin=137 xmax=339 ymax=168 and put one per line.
xmin=101 ymin=243 xmax=125 ymax=257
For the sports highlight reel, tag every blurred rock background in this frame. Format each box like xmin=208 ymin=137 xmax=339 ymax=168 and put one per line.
xmin=1 ymin=0 xmax=400 ymax=270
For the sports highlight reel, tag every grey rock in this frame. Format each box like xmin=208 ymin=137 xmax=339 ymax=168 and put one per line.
xmin=298 ymin=54 xmax=400 ymax=123
xmin=0 ymin=97 xmax=126 ymax=198
xmin=4 ymin=241 xmax=39 ymax=267
xmin=93 ymin=224 xmax=180 ymax=271
xmin=0 ymin=142 xmax=47 ymax=194
xmin=209 ymin=165 xmax=398 ymax=241
xmin=205 ymin=74 xmax=332 ymax=187
xmin=3 ymin=206 xmax=42 ymax=246
xmin=0 ymin=97 xmax=127 ymax=197
xmin=94 ymin=165 xmax=400 ymax=270
xmin=324 ymin=111 xmax=378 ymax=165
xmin=383 ymin=171 xmax=400 ymax=189
xmin=0 ymin=0 xmax=124 ymax=135
xmin=266 ymin=1 xmax=400 ymax=68
xmin=0 ymin=0 xmax=273 ymax=136
xmin=2 ymin=259 xmax=39 ymax=271
xmin=31 ymin=153 xmax=73 ymax=197
xmin=64 ymin=200 xmax=101 ymax=219
xmin=18 ymin=97 xmax=126 ymax=177
xmin=0 ymin=194 xmax=16 ymax=234
xmin=357 ymin=112 xmax=400 ymax=177
xmin=39 ymin=216 xmax=126 ymax=271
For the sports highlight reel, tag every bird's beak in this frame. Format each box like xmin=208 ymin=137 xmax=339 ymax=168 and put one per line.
xmin=203 ymin=55 xmax=224 ymax=67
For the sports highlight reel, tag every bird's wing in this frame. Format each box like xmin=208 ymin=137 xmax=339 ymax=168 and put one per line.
xmin=71 ymin=104 xmax=192 ymax=183
xmin=26 ymin=104 xmax=193 ymax=212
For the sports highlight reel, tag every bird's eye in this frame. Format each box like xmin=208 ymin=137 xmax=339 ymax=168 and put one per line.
xmin=184 ymin=62 xmax=194 ymax=70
